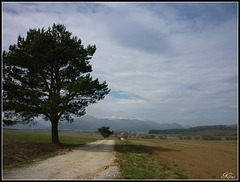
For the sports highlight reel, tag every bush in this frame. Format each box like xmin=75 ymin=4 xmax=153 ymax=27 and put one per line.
xmin=194 ymin=136 xmax=200 ymax=140
xmin=150 ymin=135 xmax=155 ymax=139
xmin=225 ymin=137 xmax=237 ymax=140
xmin=121 ymin=132 xmax=129 ymax=140
xmin=202 ymin=136 xmax=221 ymax=140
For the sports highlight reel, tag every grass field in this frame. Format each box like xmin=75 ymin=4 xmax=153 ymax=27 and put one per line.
xmin=3 ymin=129 xmax=238 ymax=180
xmin=2 ymin=129 xmax=102 ymax=168
xmin=115 ymin=140 xmax=187 ymax=179
xmin=115 ymin=137 xmax=238 ymax=179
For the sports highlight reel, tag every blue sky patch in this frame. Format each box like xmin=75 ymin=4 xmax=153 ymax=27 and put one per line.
xmin=109 ymin=90 xmax=131 ymax=99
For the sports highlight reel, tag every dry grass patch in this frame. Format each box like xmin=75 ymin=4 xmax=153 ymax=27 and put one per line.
xmin=131 ymin=139 xmax=237 ymax=179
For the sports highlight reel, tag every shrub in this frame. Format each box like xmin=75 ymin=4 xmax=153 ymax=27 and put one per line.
xmin=202 ymin=136 xmax=221 ymax=140
xmin=194 ymin=136 xmax=200 ymax=140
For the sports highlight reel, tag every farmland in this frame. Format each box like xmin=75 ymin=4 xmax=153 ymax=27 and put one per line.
xmin=115 ymin=129 xmax=238 ymax=179
xmin=2 ymin=129 xmax=238 ymax=179
xmin=118 ymin=139 xmax=237 ymax=179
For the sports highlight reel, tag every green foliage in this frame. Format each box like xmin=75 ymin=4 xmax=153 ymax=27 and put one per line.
xmin=149 ymin=125 xmax=231 ymax=134
xmin=3 ymin=24 xmax=110 ymax=143
xmin=3 ymin=119 xmax=20 ymax=126
xmin=98 ymin=126 xmax=113 ymax=139
xmin=194 ymin=136 xmax=200 ymax=140
xmin=225 ymin=137 xmax=237 ymax=140
xmin=202 ymin=135 xmax=221 ymax=141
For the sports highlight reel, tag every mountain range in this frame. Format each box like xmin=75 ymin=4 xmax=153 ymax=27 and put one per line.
xmin=3 ymin=115 xmax=187 ymax=132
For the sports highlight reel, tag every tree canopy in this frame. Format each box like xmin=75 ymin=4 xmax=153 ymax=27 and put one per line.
xmin=3 ymin=23 xmax=110 ymax=143
xmin=98 ymin=126 xmax=113 ymax=139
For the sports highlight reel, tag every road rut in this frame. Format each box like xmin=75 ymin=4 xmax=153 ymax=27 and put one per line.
xmin=3 ymin=139 xmax=121 ymax=180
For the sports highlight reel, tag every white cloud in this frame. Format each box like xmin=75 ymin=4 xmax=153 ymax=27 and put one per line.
xmin=2 ymin=2 xmax=237 ymax=126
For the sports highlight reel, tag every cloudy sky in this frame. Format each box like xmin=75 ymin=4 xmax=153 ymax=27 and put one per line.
xmin=2 ymin=2 xmax=238 ymax=126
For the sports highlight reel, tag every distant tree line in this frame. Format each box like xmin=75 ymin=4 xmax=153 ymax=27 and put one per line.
xmin=201 ymin=135 xmax=222 ymax=140
xmin=178 ymin=135 xmax=192 ymax=140
xmin=177 ymin=135 xmax=237 ymax=141
xmin=225 ymin=137 xmax=237 ymax=140
xmin=148 ymin=125 xmax=232 ymax=134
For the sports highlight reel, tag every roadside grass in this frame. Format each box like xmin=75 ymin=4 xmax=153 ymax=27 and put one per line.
xmin=3 ymin=129 xmax=102 ymax=168
xmin=115 ymin=140 xmax=187 ymax=179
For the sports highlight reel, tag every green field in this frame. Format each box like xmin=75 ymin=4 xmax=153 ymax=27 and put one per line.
xmin=3 ymin=129 xmax=102 ymax=168
xmin=3 ymin=129 xmax=238 ymax=180
xmin=3 ymin=129 xmax=102 ymax=144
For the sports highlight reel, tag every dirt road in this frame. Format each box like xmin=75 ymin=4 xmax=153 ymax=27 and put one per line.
xmin=3 ymin=140 xmax=121 ymax=180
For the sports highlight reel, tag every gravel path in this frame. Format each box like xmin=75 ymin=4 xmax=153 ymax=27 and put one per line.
xmin=3 ymin=140 xmax=121 ymax=180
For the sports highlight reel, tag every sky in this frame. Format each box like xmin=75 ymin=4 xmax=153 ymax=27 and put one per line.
xmin=2 ymin=2 xmax=238 ymax=126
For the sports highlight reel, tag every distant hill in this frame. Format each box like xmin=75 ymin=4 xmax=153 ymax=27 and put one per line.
xmin=58 ymin=115 xmax=186 ymax=132
xmin=4 ymin=115 xmax=186 ymax=132
xmin=4 ymin=115 xmax=236 ymax=133
xmin=3 ymin=122 xmax=50 ymax=130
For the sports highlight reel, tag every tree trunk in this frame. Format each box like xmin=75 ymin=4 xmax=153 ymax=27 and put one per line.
xmin=51 ymin=119 xmax=59 ymax=143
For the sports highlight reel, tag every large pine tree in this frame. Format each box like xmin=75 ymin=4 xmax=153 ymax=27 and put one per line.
xmin=3 ymin=24 xmax=110 ymax=143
